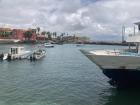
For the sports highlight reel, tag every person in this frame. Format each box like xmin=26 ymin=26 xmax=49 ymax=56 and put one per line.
xmin=7 ymin=53 xmax=11 ymax=61
xmin=30 ymin=55 xmax=33 ymax=61
xmin=0 ymin=53 xmax=2 ymax=60
xmin=1 ymin=53 xmax=4 ymax=60
xmin=33 ymin=53 xmax=36 ymax=61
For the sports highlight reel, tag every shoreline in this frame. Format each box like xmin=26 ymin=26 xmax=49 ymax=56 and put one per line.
xmin=0 ymin=39 xmax=135 ymax=46
xmin=0 ymin=42 xmax=134 ymax=46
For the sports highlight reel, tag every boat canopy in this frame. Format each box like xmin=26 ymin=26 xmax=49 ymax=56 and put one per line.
xmin=134 ymin=22 xmax=140 ymax=25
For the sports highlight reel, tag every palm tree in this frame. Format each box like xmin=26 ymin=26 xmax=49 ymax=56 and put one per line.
xmin=24 ymin=31 xmax=33 ymax=41
xmin=5 ymin=32 xmax=11 ymax=38
xmin=47 ymin=31 xmax=52 ymax=40
xmin=32 ymin=29 xmax=36 ymax=34
xmin=53 ymin=32 xmax=57 ymax=38
xmin=36 ymin=27 xmax=40 ymax=35
xmin=41 ymin=31 xmax=46 ymax=35
xmin=60 ymin=33 xmax=64 ymax=40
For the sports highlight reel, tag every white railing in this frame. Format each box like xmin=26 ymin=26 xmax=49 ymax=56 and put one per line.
xmin=127 ymin=34 xmax=140 ymax=42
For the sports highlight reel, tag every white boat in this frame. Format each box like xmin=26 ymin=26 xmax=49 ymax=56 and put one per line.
xmin=29 ymin=49 xmax=46 ymax=60
xmin=44 ymin=43 xmax=54 ymax=48
xmin=7 ymin=46 xmax=31 ymax=60
xmin=81 ymin=22 xmax=140 ymax=87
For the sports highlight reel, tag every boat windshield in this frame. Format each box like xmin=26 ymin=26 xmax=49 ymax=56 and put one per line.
xmin=11 ymin=48 xmax=18 ymax=54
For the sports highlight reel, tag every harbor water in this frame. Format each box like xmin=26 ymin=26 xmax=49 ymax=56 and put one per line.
xmin=0 ymin=44 xmax=140 ymax=105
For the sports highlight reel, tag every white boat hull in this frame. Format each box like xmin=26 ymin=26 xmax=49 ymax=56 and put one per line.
xmin=34 ymin=51 xmax=46 ymax=60
xmin=80 ymin=49 xmax=140 ymax=87
xmin=10 ymin=51 xmax=31 ymax=59
xmin=29 ymin=49 xmax=46 ymax=60
xmin=44 ymin=43 xmax=54 ymax=48
xmin=81 ymin=50 xmax=140 ymax=70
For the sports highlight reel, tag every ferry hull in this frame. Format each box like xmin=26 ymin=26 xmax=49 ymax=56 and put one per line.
xmin=80 ymin=49 xmax=140 ymax=70
xmin=103 ymin=69 xmax=140 ymax=87
xmin=80 ymin=50 xmax=140 ymax=87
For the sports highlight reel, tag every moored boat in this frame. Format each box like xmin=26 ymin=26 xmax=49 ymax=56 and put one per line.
xmin=81 ymin=22 xmax=140 ymax=88
xmin=44 ymin=43 xmax=54 ymax=48
xmin=29 ymin=49 xmax=46 ymax=61
xmin=7 ymin=46 xmax=31 ymax=60
xmin=0 ymin=53 xmax=7 ymax=60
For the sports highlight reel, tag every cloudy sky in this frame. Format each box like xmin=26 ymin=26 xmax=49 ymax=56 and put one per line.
xmin=0 ymin=0 xmax=140 ymax=41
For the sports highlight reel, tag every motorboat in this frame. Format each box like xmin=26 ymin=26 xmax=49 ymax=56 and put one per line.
xmin=81 ymin=22 xmax=140 ymax=87
xmin=44 ymin=43 xmax=54 ymax=48
xmin=7 ymin=46 xmax=31 ymax=60
xmin=0 ymin=53 xmax=8 ymax=60
xmin=29 ymin=49 xmax=46 ymax=60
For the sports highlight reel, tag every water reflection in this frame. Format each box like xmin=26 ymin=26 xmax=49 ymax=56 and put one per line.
xmin=103 ymin=88 xmax=140 ymax=105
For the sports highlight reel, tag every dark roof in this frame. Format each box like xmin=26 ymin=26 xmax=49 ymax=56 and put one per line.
xmin=134 ymin=22 xmax=140 ymax=25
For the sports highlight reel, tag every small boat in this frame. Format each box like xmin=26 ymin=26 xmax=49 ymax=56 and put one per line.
xmin=30 ymin=49 xmax=46 ymax=60
xmin=7 ymin=46 xmax=31 ymax=60
xmin=44 ymin=43 xmax=54 ymax=48
xmin=0 ymin=53 xmax=7 ymax=60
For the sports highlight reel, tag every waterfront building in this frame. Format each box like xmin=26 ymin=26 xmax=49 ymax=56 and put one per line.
xmin=0 ymin=28 xmax=37 ymax=42
xmin=0 ymin=28 xmax=13 ymax=39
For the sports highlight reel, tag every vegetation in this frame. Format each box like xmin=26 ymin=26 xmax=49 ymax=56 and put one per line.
xmin=0 ymin=27 xmax=90 ymax=44
xmin=46 ymin=31 xmax=52 ymax=40
xmin=52 ymin=32 xmax=57 ymax=38
xmin=24 ymin=31 xmax=33 ymax=41
xmin=41 ymin=31 xmax=46 ymax=35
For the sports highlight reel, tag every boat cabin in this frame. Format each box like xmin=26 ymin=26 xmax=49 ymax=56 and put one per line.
xmin=127 ymin=22 xmax=140 ymax=42
xmin=126 ymin=22 xmax=140 ymax=53
xmin=10 ymin=46 xmax=25 ymax=55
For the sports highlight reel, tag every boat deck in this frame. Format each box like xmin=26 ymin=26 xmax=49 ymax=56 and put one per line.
xmin=89 ymin=50 xmax=140 ymax=57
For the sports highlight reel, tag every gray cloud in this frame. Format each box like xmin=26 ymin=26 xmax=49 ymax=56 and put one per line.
xmin=0 ymin=0 xmax=140 ymax=40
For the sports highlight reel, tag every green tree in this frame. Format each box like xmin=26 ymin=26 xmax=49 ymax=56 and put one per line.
xmin=41 ymin=31 xmax=46 ymax=35
xmin=24 ymin=31 xmax=33 ymax=41
xmin=47 ymin=31 xmax=52 ymax=40
xmin=32 ymin=29 xmax=36 ymax=34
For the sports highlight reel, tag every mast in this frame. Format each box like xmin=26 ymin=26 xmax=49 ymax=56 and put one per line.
xmin=122 ymin=26 xmax=125 ymax=43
